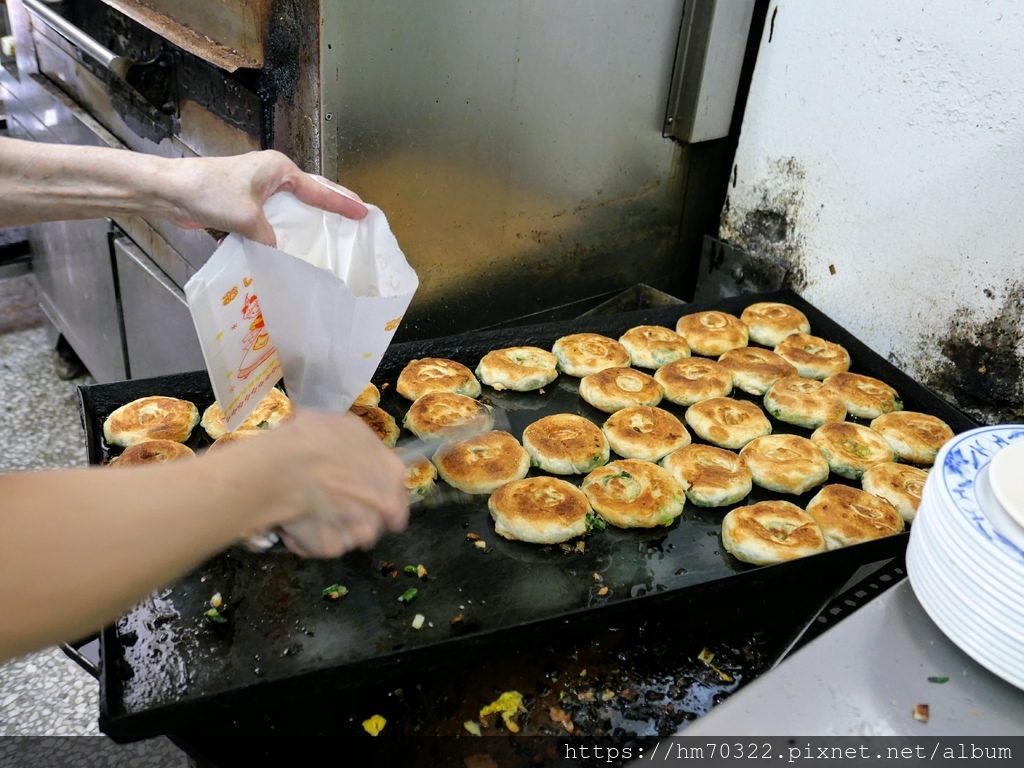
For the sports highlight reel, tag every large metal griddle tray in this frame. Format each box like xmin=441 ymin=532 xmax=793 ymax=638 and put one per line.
xmin=79 ymin=291 xmax=977 ymax=742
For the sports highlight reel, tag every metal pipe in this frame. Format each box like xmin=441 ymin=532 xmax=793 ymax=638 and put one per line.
xmin=22 ymin=0 xmax=132 ymax=80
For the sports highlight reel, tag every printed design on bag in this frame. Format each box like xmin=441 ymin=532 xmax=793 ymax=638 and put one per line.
xmin=385 ymin=315 xmax=403 ymax=332
xmin=222 ymin=286 xmax=239 ymax=306
xmin=225 ymin=359 xmax=282 ymax=421
xmin=237 ymin=292 xmax=276 ymax=380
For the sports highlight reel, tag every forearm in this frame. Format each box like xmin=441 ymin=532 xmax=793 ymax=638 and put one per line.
xmin=0 ymin=136 xmax=175 ymax=228
xmin=0 ymin=459 xmax=285 ymax=662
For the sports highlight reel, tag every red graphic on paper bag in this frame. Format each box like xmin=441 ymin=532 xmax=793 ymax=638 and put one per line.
xmin=237 ymin=292 xmax=276 ymax=380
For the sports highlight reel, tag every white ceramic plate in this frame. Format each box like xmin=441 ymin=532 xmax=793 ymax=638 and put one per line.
xmin=988 ymin=440 xmax=1024 ymax=534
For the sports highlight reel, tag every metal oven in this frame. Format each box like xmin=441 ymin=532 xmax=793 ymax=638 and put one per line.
xmin=2 ymin=0 xmax=760 ymax=380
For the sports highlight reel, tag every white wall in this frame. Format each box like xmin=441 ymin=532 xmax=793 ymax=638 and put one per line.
xmin=722 ymin=0 xmax=1024 ymax=423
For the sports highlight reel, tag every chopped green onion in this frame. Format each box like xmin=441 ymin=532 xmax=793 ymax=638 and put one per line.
xmin=205 ymin=608 xmax=227 ymax=624
xmin=322 ymin=584 xmax=349 ymax=600
xmin=399 ymin=587 xmax=419 ymax=603
xmin=928 ymin=676 xmax=949 ymax=684
xmin=403 ymin=565 xmax=418 ymax=575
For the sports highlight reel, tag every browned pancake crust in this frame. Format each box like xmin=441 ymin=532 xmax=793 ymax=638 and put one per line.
xmin=397 ymin=358 xmax=481 ymax=401
xmin=618 ymin=325 xmax=691 ymax=369
xmin=204 ymin=430 xmax=264 ymax=455
xmin=354 ymin=382 xmax=381 ymax=407
xmin=822 ymin=372 xmax=901 ymax=419
xmin=432 ymin=430 xmax=530 ymax=494
xmin=109 ymin=440 xmax=196 ymax=467
xmin=717 ymin=347 xmax=798 ymax=395
xmin=675 ymin=311 xmax=749 ymax=357
xmin=740 ymin=302 xmax=811 ymax=347
xmin=660 ymin=444 xmax=751 ymax=507
xmin=488 ymin=477 xmax=591 ymax=543
xmin=721 ymin=500 xmax=827 ymax=565
xmin=581 ymin=459 xmax=685 ymax=529
xmin=763 ymin=377 xmax=847 ymax=429
xmin=805 ymin=484 xmax=904 ymax=549
xmin=475 ymin=346 xmax=559 ymax=391
xmin=602 ymin=406 xmax=691 ymax=462
xmin=403 ymin=392 xmax=494 ymax=441
xmin=405 ymin=457 xmax=438 ymax=500
xmin=861 ymin=462 xmax=928 ymax=523
xmin=351 ymin=404 xmax=400 ymax=446
xmin=869 ymin=411 xmax=953 ymax=466
xmin=104 ymin=396 xmax=200 ymax=446
xmin=774 ymin=333 xmax=851 ymax=379
xmin=810 ymin=422 xmax=897 ymax=479
xmin=684 ymin=397 xmax=772 ymax=450
xmin=739 ymin=434 xmax=830 ymax=495
xmin=654 ymin=358 xmax=734 ymax=406
xmin=201 ymin=388 xmax=293 ymax=439
xmin=522 ymin=413 xmax=609 ymax=475
xmin=552 ymin=333 xmax=631 ymax=377
xmin=579 ymin=367 xmax=664 ymax=413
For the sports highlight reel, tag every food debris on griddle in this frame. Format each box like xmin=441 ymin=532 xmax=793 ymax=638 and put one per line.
xmin=913 ymin=703 xmax=930 ymax=723
xmin=362 ymin=714 xmax=386 ymax=736
xmin=479 ymin=690 xmax=526 ymax=733
xmin=322 ymin=584 xmax=349 ymax=601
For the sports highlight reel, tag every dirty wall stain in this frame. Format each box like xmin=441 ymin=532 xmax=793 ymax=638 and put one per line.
xmin=917 ymin=281 xmax=1024 ymax=425
xmin=719 ymin=157 xmax=808 ymax=294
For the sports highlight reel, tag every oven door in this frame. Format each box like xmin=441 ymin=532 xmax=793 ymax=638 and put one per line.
xmin=112 ymin=232 xmax=206 ymax=379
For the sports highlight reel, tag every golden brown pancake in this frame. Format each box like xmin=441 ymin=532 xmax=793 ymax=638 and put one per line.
xmin=763 ymin=376 xmax=847 ymax=429
xmin=810 ymin=422 xmax=897 ymax=479
xmin=660 ymin=444 xmax=752 ymax=507
xmin=805 ymin=484 xmax=905 ymax=549
xmin=618 ymin=325 xmax=691 ymax=369
xmin=204 ymin=430 xmax=264 ymax=455
xmin=721 ymin=501 xmax=827 ymax=565
xmin=488 ymin=477 xmax=592 ymax=544
xmin=522 ymin=413 xmax=609 ymax=475
xmin=405 ymin=457 xmax=438 ymax=503
xmin=602 ymin=406 xmax=691 ymax=462
xmin=432 ymin=430 xmax=531 ymax=495
xmin=354 ymin=382 xmax=381 ymax=407
xmin=396 ymin=358 xmax=482 ymax=401
xmin=869 ymin=411 xmax=954 ymax=466
xmin=717 ymin=347 xmax=798 ymax=395
xmin=475 ymin=346 xmax=559 ymax=392
xmin=551 ymin=333 xmax=631 ymax=377
xmin=104 ymin=396 xmax=200 ymax=447
xmin=861 ymin=462 xmax=928 ymax=523
xmin=822 ymin=372 xmax=902 ymax=419
xmin=675 ymin=311 xmax=749 ymax=357
xmin=740 ymin=302 xmax=812 ymax=347
xmin=201 ymin=388 xmax=294 ymax=440
xmin=581 ymin=459 xmax=686 ymax=529
xmin=350 ymin=404 xmax=400 ymax=447
xmin=654 ymin=357 xmax=734 ymax=406
xmin=684 ymin=397 xmax=772 ymax=450
xmin=402 ymin=392 xmax=495 ymax=441
xmin=774 ymin=333 xmax=851 ymax=379
xmin=578 ymin=367 xmax=664 ymax=413
xmin=109 ymin=440 xmax=196 ymax=468
xmin=739 ymin=434 xmax=830 ymax=495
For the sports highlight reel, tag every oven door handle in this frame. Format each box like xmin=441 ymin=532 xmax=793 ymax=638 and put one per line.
xmin=23 ymin=0 xmax=133 ymax=80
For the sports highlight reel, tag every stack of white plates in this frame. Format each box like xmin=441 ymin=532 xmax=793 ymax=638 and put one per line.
xmin=906 ymin=425 xmax=1024 ymax=690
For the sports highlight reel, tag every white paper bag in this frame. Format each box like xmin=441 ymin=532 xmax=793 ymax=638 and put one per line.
xmin=184 ymin=192 xmax=418 ymax=430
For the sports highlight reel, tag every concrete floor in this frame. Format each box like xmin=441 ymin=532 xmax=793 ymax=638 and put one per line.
xmin=0 ymin=274 xmax=187 ymax=764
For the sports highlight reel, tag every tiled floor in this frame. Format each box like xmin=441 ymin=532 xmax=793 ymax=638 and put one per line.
xmin=0 ymin=274 xmax=187 ymax=763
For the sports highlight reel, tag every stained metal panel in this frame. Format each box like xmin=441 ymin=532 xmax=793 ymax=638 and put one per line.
xmin=320 ymin=0 xmax=691 ymax=339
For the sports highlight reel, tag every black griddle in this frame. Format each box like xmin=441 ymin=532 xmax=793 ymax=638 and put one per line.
xmin=77 ymin=290 xmax=977 ymax=743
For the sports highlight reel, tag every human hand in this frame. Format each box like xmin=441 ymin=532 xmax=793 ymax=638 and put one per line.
xmin=226 ymin=409 xmax=409 ymax=558
xmin=163 ymin=150 xmax=369 ymax=246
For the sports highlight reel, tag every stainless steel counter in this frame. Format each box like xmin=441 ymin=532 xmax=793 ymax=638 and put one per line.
xmin=683 ymin=578 xmax=1024 ymax=736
